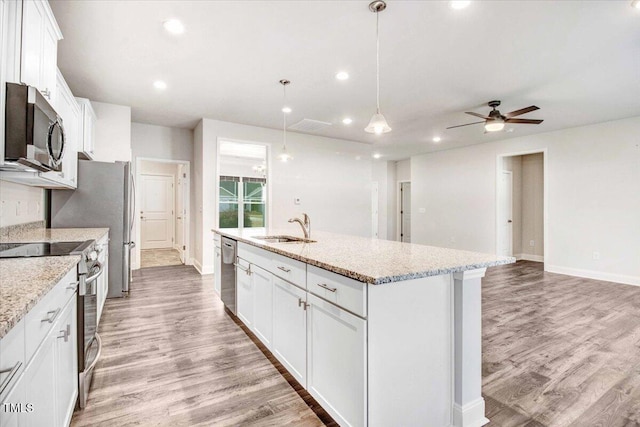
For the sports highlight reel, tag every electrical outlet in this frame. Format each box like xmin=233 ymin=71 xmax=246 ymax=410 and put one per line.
xmin=529 ymin=240 xmax=535 ymax=247
xmin=294 ymin=197 xmax=301 ymax=205
xmin=593 ymin=251 xmax=600 ymax=260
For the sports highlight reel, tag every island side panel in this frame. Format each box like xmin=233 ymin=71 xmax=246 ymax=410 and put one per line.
xmin=367 ymin=274 xmax=453 ymax=427
xmin=453 ymin=268 xmax=489 ymax=427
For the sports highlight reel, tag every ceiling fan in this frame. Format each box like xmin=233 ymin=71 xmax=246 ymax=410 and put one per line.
xmin=447 ymin=100 xmax=543 ymax=132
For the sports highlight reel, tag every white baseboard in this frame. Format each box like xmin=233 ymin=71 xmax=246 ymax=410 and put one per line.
xmin=452 ymin=398 xmax=489 ymax=427
xmin=514 ymin=253 xmax=544 ymax=262
xmin=545 ymin=264 xmax=640 ymax=287
xmin=193 ymin=258 xmax=214 ymax=275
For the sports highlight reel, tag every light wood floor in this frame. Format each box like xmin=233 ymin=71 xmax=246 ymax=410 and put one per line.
xmin=71 ymin=265 xmax=325 ymax=426
xmin=72 ymin=261 xmax=640 ymax=426
xmin=483 ymin=261 xmax=640 ymax=426
xmin=140 ymin=248 xmax=183 ymax=268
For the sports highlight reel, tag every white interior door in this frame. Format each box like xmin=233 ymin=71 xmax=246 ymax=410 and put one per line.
xmin=497 ymin=170 xmax=513 ymax=256
xmin=401 ymin=182 xmax=411 ymax=243
xmin=140 ymin=174 xmax=174 ymax=249
xmin=175 ymin=165 xmax=186 ymax=262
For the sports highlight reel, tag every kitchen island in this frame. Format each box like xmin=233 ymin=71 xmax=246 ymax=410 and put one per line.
xmin=213 ymin=228 xmax=514 ymax=427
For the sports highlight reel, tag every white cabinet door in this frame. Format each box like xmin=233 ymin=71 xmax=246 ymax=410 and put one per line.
xmin=97 ymin=239 xmax=108 ymax=325
xmin=252 ymin=265 xmax=273 ymax=349
xmin=20 ymin=0 xmax=45 ymax=90
xmin=272 ymin=278 xmax=307 ymax=387
xmin=55 ymin=69 xmax=80 ymax=188
xmin=40 ymin=23 xmax=58 ymax=103
xmin=306 ymin=293 xmax=367 ymax=427
xmin=236 ymin=259 xmax=253 ymax=329
xmin=214 ymin=246 xmax=222 ymax=296
xmin=0 ymin=375 xmax=25 ymax=427
xmin=54 ymin=298 xmax=77 ymax=427
xmin=76 ymin=98 xmax=96 ymax=160
xmin=22 ymin=333 xmax=56 ymax=427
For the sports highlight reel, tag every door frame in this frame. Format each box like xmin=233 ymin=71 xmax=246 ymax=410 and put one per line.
xmin=495 ymin=149 xmax=548 ymax=268
xmin=215 ymin=137 xmax=272 ymax=231
xmin=139 ymin=172 xmax=175 ymax=250
xmin=397 ymin=180 xmax=411 ymax=242
xmin=134 ymin=157 xmax=191 ymax=270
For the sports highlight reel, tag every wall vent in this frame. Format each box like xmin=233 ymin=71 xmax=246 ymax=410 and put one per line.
xmin=288 ymin=119 xmax=332 ymax=133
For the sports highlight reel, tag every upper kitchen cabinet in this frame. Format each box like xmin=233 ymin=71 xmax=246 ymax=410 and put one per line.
xmin=75 ymin=98 xmax=96 ymax=160
xmin=51 ymin=68 xmax=80 ymax=188
xmin=20 ymin=0 xmax=63 ymax=104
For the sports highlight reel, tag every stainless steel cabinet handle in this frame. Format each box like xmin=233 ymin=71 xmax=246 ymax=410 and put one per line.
xmin=298 ymin=297 xmax=304 ymax=307
xmin=234 ymin=263 xmax=252 ymax=275
xmin=57 ymin=324 xmax=71 ymax=342
xmin=317 ymin=283 xmax=337 ymax=293
xmin=0 ymin=361 xmax=22 ymax=395
xmin=277 ymin=266 xmax=291 ymax=273
xmin=41 ymin=308 xmax=61 ymax=323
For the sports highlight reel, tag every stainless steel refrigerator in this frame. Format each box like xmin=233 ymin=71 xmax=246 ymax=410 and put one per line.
xmin=51 ymin=160 xmax=135 ymax=298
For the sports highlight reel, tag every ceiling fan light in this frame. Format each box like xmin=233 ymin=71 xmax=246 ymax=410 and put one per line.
xmin=484 ymin=120 xmax=505 ymax=132
xmin=365 ymin=112 xmax=392 ymax=134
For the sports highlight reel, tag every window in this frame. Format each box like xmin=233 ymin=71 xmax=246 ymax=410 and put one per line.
xmin=218 ymin=141 xmax=268 ymax=230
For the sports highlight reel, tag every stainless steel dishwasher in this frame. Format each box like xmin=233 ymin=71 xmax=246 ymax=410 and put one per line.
xmin=220 ymin=237 xmax=237 ymax=315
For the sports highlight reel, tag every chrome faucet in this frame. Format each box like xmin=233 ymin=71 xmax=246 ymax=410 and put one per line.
xmin=288 ymin=213 xmax=311 ymax=239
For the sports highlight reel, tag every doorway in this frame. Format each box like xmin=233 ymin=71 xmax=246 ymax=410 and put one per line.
xmin=496 ymin=151 xmax=546 ymax=264
xmin=135 ymin=158 xmax=190 ymax=269
xmin=398 ymin=181 xmax=411 ymax=242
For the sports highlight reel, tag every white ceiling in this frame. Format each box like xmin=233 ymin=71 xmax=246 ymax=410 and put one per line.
xmin=50 ymin=1 xmax=640 ymax=160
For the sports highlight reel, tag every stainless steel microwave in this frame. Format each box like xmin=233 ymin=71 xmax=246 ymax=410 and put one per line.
xmin=4 ymin=83 xmax=65 ymax=172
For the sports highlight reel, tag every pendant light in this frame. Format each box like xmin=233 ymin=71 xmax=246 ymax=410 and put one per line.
xmin=277 ymin=79 xmax=293 ymax=162
xmin=365 ymin=1 xmax=391 ymax=135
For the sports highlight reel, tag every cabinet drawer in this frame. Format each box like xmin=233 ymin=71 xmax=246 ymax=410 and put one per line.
xmin=213 ymin=233 xmax=221 ymax=248
xmin=24 ymin=267 xmax=77 ymax=361
xmin=237 ymin=243 xmax=269 ymax=269
xmin=0 ymin=319 xmax=25 ymax=401
xmin=307 ymin=265 xmax=367 ymax=318
xmin=270 ymin=252 xmax=306 ymax=288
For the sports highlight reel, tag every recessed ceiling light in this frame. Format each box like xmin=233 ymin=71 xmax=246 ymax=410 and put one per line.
xmin=449 ymin=1 xmax=471 ymax=10
xmin=336 ymin=71 xmax=349 ymax=80
xmin=282 ymin=106 xmax=292 ymax=113
xmin=372 ymin=153 xmax=382 ymax=159
xmin=632 ymin=0 xmax=640 ymax=9
xmin=163 ymin=19 xmax=185 ymax=34
xmin=432 ymin=136 xmax=441 ymax=143
xmin=342 ymin=118 xmax=353 ymax=125
xmin=153 ymin=80 xmax=167 ymax=90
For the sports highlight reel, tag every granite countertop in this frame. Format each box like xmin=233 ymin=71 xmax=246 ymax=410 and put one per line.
xmin=0 ymin=255 xmax=80 ymax=338
xmin=213 ymin=228 xmax=515 ymax=285
xmin=0 ymin=227 xmax=109 ymax=244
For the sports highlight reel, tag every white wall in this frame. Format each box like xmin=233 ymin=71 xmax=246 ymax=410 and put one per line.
xmin=0 ymin=181 xmax=45 ymax=227
xmin=372 ymin=161 xmax=389 ymax=239
xmin=411 ymin=116 xmax=640 ymax=286
xmin=193 ymin=121 xmax=204 ymax=272
xmin=396 ymin=159 xmax=411 ymax=182
xmin=194 ymin=118 xmax=372 ymax=273
xmin=131 ymin=122 xmax=195 ymax=268
xmin=92 ymin=101 xmax=131 ymax=163
xmin=521 ymin=153 xmax=544 ymax=259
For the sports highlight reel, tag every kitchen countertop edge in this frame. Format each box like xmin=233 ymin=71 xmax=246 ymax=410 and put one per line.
xmin=212 ymin=229 xmax=514 ymax=285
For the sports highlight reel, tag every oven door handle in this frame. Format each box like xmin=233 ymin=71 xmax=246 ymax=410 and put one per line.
xmin=85 ymin=262 xmax=104 ymax=284
xmin=85 ymin=333 xmax=103 ymax=374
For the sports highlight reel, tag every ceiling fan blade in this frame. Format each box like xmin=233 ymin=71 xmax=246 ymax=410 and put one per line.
xmin=505 ymin=118 xmax=543 ymax=124
xmin=505 ymin=106 xmax=539 ymax=118
xmin=465 ymin=112 xmax=490 ymax=119
xmin=446 ymin=121 xmax=485 ymax=129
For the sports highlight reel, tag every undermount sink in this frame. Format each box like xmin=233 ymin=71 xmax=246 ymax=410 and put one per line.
xmin=252 ymin=235 xmax=316 ymax=244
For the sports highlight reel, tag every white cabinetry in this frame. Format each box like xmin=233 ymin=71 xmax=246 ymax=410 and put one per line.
xmin=76 ymin=98 xmax=96 ymax=160
xmin=214 ymin=234 xmax=222 ymax=296
xmin=272 ymin=277 xmax=307 ymax=387
xmin=251 ymin=265 xmax=273 ymax=349
xmin=306 ymin=293 xmax=367 ymax=427
xmin=236 ymin=258 xmax=253 ymax=329
xmin=0 ymin=266 xmax=79 ymax=427
xmin=19 ymin=0 xmax=62 ymax=103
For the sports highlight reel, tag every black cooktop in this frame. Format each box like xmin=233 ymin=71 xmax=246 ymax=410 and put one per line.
xmin=0 ymin=241 xmax=87 ymax=258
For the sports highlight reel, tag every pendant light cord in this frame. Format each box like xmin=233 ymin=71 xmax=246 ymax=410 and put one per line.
xmin=376 ymin=10 xmax=380 ymax=113
xmin=283 ymin=83 xmax=287 ymax=149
